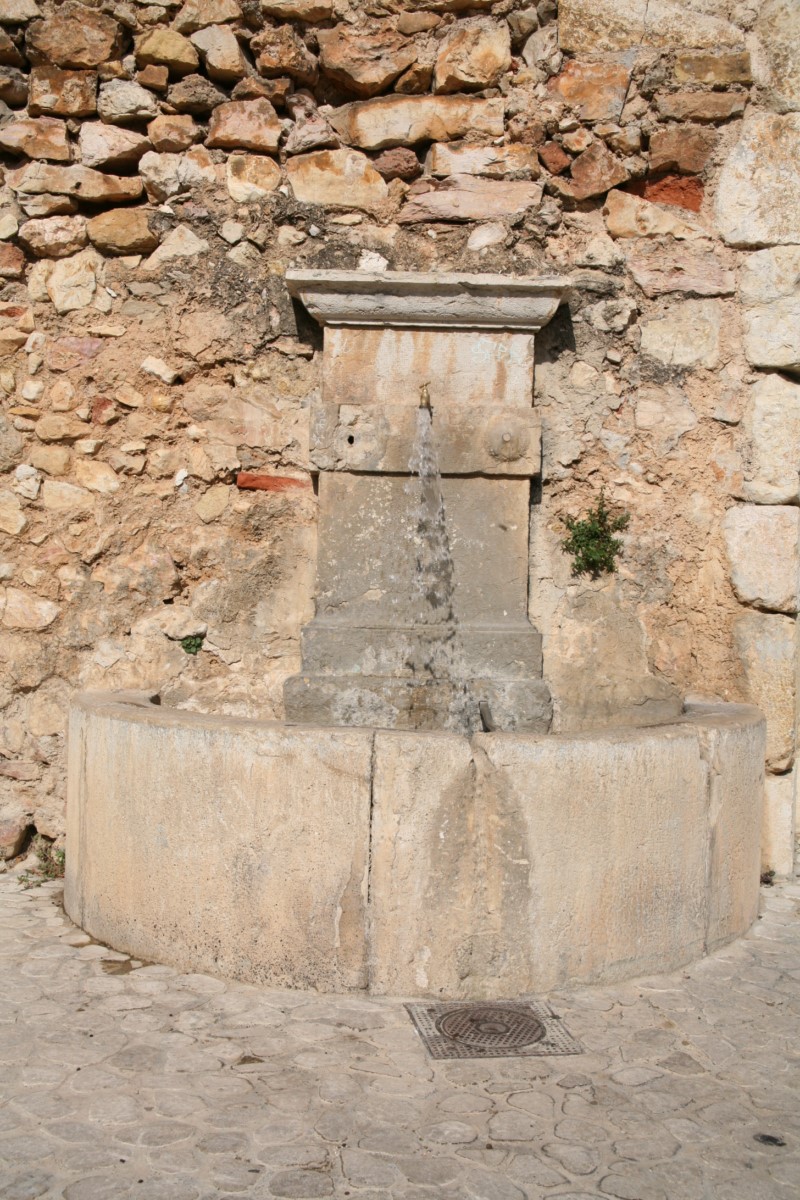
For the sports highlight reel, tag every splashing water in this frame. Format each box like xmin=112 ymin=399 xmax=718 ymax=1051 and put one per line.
xmin=406 ymin=404 xmax=474 ymax=732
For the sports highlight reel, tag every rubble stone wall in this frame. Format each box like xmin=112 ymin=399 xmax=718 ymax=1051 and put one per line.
xmin=0 ymin=0 xmax=797 ymax=871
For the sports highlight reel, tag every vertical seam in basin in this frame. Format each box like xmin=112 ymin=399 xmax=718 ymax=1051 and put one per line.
xmin=365 ymin=729 xmax=377 ymax=992
xmin=696 ymin=725 xmax=716 ymax=957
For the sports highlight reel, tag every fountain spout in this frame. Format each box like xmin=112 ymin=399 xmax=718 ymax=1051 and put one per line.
xmin=418 ymin=381 xmax=432 ymax=411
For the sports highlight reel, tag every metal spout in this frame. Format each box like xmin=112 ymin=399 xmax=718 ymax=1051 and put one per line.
xmin=419 ymin=382 xmax=431 ymax=410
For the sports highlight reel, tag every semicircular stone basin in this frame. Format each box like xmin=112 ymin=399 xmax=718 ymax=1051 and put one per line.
xmin=65 ymin=692 xmax=765 ymax=1000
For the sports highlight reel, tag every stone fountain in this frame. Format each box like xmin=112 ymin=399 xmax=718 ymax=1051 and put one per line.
xmin=65 ymin=271 xmax=765 ymax=1000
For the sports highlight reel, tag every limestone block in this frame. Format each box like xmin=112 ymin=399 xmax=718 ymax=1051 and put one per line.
xmin=0 ymin=116 xmax=70 ymax=161
xmin=684 ymin=704 xmax=765 ymax=949
xmin=743 ymin=297 xmax=800 ymax=373
xmin=674 ymin=51 xmax=752 ymax=86
xmin=0 ymin=0 xmax=41 ymax=21
xmin=369 ymin=725 xmax=710 ymax=997
xmin=206 ymin=98 xmax=281 ymax=154
xmin=7 ymin=162 xmax=143 ymax=204
xmin=190 ymin=25 xmax=247 ymax=82
xmin=329 ymin=94 xmax=504 ymax=150
xmin=318 ymin=24 xmax=417 ymax=98
xmin=261 ymin=0 xmax=332 ymax=16
xmin=562 ymin=142 xmax=628 ymax=200
xmin=762 ymin=771 xmax=796 ymax=876
xmin=315 ymin=474 xmax=531 ymax=626
xmin=310 ymin=402 xmax=541 ymax=476
xmin=625 ymin=243 xmax=735 ymax=297
xmin=604 ymin=190 xmax=704 ymax=240
xmin=433 ymin=19 xmax=510 ymax=94
xmin=734 ymin=613 xmax=796 ymax=771
xmin=0 ymin=803 xmax=32 ymax=860
xmin=226 ymin=153 xmax=281 ymax=202
xmin=65 ymin=698 xmax=373 ymax=992
xmin=28 ymin=65 xmax=96 ymax=118
xmin=428 ymin=142 xmax=539 ymax=178
xmin=148 ymin=114 xmax=198 ymax=152
xmin=558 ymin=0 xmax=743 ymax=54
xmin=174 ymin=0 xmax=242 ymax=33
xmin=74 ymin=460 xmax=119 ymax=494
xmin=634 ymin=385 xmax=697 ymax=452
xmin=18 ymin=215 xmax=87 ymax=259
xmin=0 ymin=489 xmax=25 ymax=535
xmin=640 ymin=300 xmax=721 ymax=368
xmin=135 ymin=29 xmax=199 ymax=76
xmin=45 ymin=250 xmax=100 ymax=314
xmin=656 ymin=91 xmax=745 ymax=122
xmin=138 ymin=147 xmax=216 ymax=201
xmin=399 ymin=176 xmax=542 ymax=223
xmin=648 ymin=124 xmax=717 ymax=174
xmin=26 ymin=3 xmax=121 ymax=69
xmin=1 ymin=586 xmax=59 ymax=629
xmin=740 ymin=247 xmax=800 ymax=374
xmin=715 ymin=114 xmax=800 ymax=247
xmin=753 ymin=0 xmax=800 ymax=113
xmin=741 ymin=374 xmax=800 ymax=505
xmin=722 ymin=505 xmax=799 ymax=614
xmin=251 ymin=25 xmax=318 ymax=86
xmin=323 ymin=328 xmax=534 ymax=410
xmin=98 ymin=79 xmax=160 ymax=124
xmin=168 ymin=73 xmax=227 ymax=113
xmin=286 ymin=149 xmax=388 ymax=211
xmin=549 ymin=60 xmax=630 ymax=123
xmin=195 ymin=482 xmax=229 ymax=523
xmin=87 ymin=208 xmax=159 ymax=256
xmin=740 ymin=245 xmax=800 ymax=305
xmin=78 ymin=123 xmax=150 ymax=169
xmin=41 ymin=479 xmax=91 ymax=511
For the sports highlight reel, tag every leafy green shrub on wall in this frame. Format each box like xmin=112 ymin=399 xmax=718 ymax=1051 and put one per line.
xmin=561 ymin=492 xmax=631 ymax=580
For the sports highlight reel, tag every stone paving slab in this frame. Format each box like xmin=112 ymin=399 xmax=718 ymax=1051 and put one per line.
xmin=0 ymin=873 xmax=798 ymax=1199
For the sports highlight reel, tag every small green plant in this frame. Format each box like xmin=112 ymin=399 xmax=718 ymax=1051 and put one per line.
xmin=18 ymin=835 xmax=65 ymax=888
xmin=181 ymin=634 xmax=205 ymax=655
xmin=561 ymin=491 xmax=630 ymax=580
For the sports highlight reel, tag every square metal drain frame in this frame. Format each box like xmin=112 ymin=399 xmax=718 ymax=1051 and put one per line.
xmin=406 ymin=999 xmax=582 ymax=1060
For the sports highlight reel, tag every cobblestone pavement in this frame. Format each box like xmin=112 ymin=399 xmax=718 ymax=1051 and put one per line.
xmin=0 ymin=874 xmax=798 ymax=1200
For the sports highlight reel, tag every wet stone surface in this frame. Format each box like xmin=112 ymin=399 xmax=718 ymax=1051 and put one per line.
xmin=0 ymin=874 xmax=798 ymax=1198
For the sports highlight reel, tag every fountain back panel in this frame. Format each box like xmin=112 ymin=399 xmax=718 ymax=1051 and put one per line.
xmin=283 ymin=271 xmax=569 ymax=734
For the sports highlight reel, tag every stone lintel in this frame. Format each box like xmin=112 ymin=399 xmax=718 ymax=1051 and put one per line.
xmin=286 ymin=269 xmax=572 ymax=331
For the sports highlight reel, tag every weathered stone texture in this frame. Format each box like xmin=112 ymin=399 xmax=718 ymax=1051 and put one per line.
xmin=741 ymin=374 xmax=800 ymax=505
xmin=329 ymin=94 xmax=504 ymax=149
xmin=206 ymin=99 xmax=282 ymax=152
xmin=558 ymin=0 xmax=744 ymax=54
xmin=604 ymin=190 xmax=704 ymax=240
xmin=734 ymin=614 xmax=796 ymax=771
xmin=286 ymin=149 xmax=388 ymax=211
xmin=640 ymin=300 xmax=720 ymax=368
xmin=753 ymin=0 xmax=800 ymax=113
xmin=318 ymin=24 xmax=417 ymax=98
xmin=433 ymin=19 xmax=510 ymax=94
xmin=26 ymin=4 xmax=121 ymax=70
xmin=399 ymin=176 xmax=542 ymax=223
xmin=715 ymin=114 xmax=800 ymax=247
xmin=763 ymin=771 xmax=796 ymax=877
xmin=549 ymin=60 xmax=630 ymax=123
xmin=722 ymin=505 xmax=799 ymax=615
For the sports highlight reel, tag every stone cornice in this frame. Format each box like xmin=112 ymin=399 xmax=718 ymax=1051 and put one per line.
xmin=285 ymin=269 xmax=572 ymax=331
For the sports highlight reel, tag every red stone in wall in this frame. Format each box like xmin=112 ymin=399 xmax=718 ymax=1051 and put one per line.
xmin=625 ymin=174 xmax=704 ymax=212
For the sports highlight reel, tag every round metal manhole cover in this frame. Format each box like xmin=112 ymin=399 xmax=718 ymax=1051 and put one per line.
xmin=434 ymin=1005 xmax=545 ymax=1050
